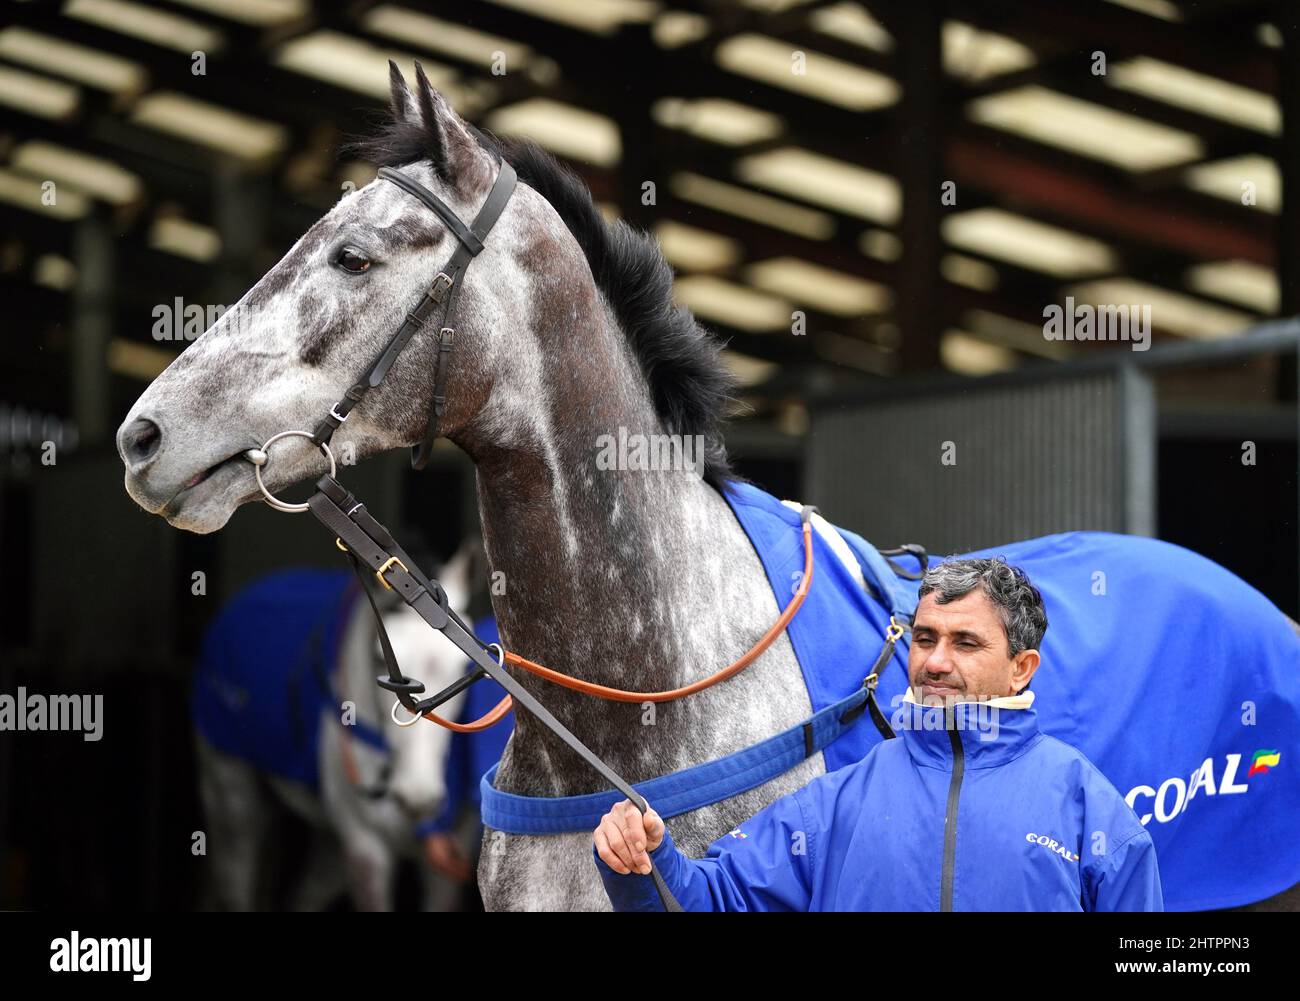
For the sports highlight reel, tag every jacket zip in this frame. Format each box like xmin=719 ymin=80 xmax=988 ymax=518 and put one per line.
xmin=940 ymin=708 xmax=965 ymax=911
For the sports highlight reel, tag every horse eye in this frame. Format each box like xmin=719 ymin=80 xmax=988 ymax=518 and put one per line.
xmin=335 ymin=246 xmax=372 ymax=273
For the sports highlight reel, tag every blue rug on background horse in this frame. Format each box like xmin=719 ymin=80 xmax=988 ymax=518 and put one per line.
xmin=195 ymin=576 xmax=514 ymax=816
xmin=723 ymin=480 xmax=1300 ymax=911
xmin=192 ymin=569 xmax=356 ymax=788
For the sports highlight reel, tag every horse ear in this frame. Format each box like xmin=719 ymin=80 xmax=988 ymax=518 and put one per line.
xmin=411 ymin=61 xmax=492 ymax=192
xmin=387 ymin=60 xmax=418 ymax=123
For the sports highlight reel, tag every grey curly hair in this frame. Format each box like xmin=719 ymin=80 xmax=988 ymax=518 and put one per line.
xmin=917 ymin=557 xmax=1048 ymax=657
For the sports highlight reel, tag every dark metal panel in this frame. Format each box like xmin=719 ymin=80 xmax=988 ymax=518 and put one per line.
xmin=30 ymin=450 xmax=177 ymax=668
xmin=72 ymin=212 xmax=114 ymax=447
xmin=806 ymin=370 xmax=1154 ymax=556
xmin=1119 ymin=365 xmax=1157 ymax=538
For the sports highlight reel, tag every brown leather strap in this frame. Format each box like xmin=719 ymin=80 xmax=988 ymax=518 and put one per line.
xmin=432 ymin=518 xmax=815 ymax=731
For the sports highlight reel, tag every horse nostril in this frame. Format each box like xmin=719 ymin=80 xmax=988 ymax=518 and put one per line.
xmin=119 ymin=417 xmax=163 ymax=468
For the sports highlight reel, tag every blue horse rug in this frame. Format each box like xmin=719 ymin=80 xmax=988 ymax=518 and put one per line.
xmin=195 ymin=575 xmax=515 ymax=806
xmin=192 ymin=569 xmax=357 ymax=788
xmin=721 ymin=480 xmax=1300 ymax=911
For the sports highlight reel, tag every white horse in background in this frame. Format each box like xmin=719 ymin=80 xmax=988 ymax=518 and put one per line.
xmin=195 ymin=542 xmax=479 ymax=911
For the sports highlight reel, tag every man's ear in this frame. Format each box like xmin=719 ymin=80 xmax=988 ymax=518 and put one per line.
xmin=1011 ymin=648 xmax=1040 ymax=694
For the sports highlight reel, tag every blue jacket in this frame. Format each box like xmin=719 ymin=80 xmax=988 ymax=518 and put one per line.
xmin=596 ymin=693 xmax=1163 ymax=911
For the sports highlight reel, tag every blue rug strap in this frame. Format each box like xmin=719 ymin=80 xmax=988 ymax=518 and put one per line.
xmin=478 ymin=685 xmax=872 ymax=836
xmin=833 ymin=524 xmax=919 ymax=622
xmin=861 ymin=620 xmax=904 ymax=741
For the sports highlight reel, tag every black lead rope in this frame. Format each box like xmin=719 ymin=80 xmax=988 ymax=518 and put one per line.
xmin=307 ymin=475 xmax=684 ymax=912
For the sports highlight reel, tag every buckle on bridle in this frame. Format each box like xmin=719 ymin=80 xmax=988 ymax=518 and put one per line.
xmin=376 ymin=556 xmax=408 ymax=591
xmin=439 ymin=326 xmax=455 ymax=346
xmin=428 ymin=272 xmax=453 ymax=302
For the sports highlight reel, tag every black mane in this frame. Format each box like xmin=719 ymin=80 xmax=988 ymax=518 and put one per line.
xmin=354 ymin=115 xmax=738 ymax=488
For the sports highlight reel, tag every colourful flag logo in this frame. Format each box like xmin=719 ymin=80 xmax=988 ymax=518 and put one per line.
xmin=727 ymin=828 xmax=748 ymax=839
xmin=1248 ymin=749 xmax=1280 ymax=777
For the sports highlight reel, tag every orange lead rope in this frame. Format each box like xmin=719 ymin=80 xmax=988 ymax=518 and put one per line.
xmin=414 ymin=519 xmax=816 ymax=733
xmin=418 ymin=693 xmax=514 ymax=733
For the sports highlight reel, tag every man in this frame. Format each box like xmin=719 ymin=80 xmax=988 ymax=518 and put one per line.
xmin=593 ymin=558 xmax=1163 ymax=911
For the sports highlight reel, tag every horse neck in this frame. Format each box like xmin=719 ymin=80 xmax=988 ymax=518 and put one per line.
xmin=457 ymin=296 xmax=798 ymax=794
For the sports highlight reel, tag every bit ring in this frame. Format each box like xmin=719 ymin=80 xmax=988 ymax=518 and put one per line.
xmin=247 ymin=430 xmax=337 ymax=514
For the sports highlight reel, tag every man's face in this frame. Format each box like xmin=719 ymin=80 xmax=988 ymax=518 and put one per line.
xmin=908 ymin=590 xmax=1039 ymax=705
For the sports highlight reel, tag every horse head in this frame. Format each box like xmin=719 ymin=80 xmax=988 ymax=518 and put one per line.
xmin=116 ymin=63 xmax=578 ymax=533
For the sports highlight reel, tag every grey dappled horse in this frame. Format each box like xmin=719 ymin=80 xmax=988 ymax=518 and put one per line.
xmin=119 ymin=65 xmax=1298 ymax=911
xmin=197 ymin=545 xmax=477 ymax=911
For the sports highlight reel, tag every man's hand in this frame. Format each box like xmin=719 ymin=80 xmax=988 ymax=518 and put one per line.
xmin=422 ymin=831 xmax=472 ymax=883
xmin=594 ymin=800 xmax=664 ymax=875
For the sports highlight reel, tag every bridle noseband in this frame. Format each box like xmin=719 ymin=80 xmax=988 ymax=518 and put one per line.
xmin=309 ymin=160 xmax=518 ymax=470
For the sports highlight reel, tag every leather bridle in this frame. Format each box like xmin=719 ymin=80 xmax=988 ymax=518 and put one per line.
xmin=239 ymin=158 xmax=828 ymax=912
xmin=309 ymin=161 xmax=518 ymax=471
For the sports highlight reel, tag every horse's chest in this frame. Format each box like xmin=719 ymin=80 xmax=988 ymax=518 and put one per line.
xmin=479 ymin=829 xmax=612 ymax=911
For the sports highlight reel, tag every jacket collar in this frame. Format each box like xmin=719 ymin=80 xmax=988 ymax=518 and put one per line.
xmin=894 ymin=688 xmax=1042 ymax=769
